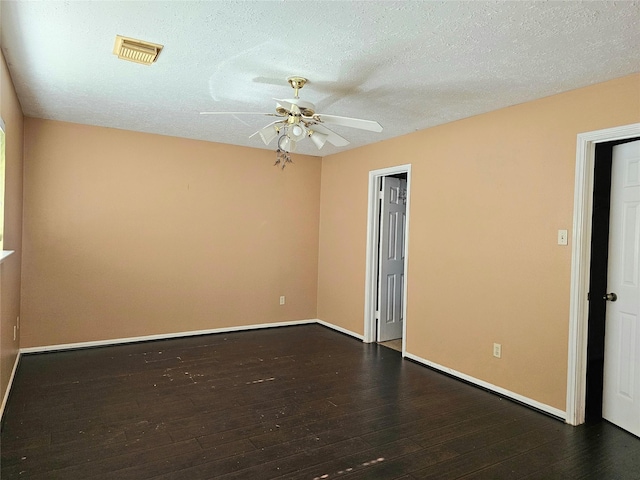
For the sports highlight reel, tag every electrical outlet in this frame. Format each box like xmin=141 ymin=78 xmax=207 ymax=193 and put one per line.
xmin=493 ymin=343 xmax=502 ymax=358
xmin=279 ymin=296 xmax=285 ymax=305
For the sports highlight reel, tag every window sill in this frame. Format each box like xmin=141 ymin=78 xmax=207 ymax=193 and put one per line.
xmin=0 ymin=250 xmax=15 ymax=264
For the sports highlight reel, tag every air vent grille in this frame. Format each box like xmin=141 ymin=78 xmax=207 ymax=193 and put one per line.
xmin=113 ymin=35 xmax=163 ymax=65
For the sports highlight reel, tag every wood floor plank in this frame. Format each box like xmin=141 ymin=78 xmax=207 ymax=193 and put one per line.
xmin=7 ymin=438 xmax=201 ymax=480
xmin=2 ymin=324 xmax=638 ymax=479
xmin=268 ymin=437 xmax=422 ymax=480
xmin=149 ymin=436 xmax=373 ymax=480
xmin=85 ymin=439 xmax=257 ymax=480
xmin=1 ymin=430 xmax=176 ymax=476
xmin=409 ymin=423 xmax=573 ymax=479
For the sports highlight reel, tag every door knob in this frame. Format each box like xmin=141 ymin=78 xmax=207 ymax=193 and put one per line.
xmin=603 ymin=293 xmax=617 ymax=302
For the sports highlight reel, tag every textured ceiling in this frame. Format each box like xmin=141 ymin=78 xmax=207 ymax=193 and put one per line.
xmin=1 ymin=1 xmax=639 ymax=157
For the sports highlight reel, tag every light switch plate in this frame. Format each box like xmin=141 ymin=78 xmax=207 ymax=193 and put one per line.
xmin=558 ymin=229 xmax=568 ymax=246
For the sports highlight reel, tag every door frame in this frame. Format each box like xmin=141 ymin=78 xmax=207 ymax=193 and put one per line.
xmin=566 ymin=122 xmax=640 ymax=426
xmin=363 ymin=164 xmax=412 ymax=352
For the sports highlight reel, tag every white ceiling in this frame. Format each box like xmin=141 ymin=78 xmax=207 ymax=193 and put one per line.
xmin=1 ymin=1 xmax=639 ymax=157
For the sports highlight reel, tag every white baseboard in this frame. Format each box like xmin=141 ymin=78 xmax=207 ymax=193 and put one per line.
xmin=19 ymin=319 xmax=318 ymax=354
xmin=1 ymin=351 xmax=21 ymax=420
xmin=19 ymin=318 xmax=364 ymax=355
xmin=316 ymin=320 xmax=365 ymax=341
xmin=15 ymin=321 xmax=563 ymax=420
xmin=404 ymin=352 xmax=567 ymax=420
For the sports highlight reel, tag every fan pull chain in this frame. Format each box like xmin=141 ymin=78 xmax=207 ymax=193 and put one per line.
xmin=274 ymin=148 xmax=293 ymax=170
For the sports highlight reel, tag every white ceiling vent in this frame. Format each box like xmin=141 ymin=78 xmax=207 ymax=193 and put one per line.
xmin=113 ymin=35 xmax=163 ymax=65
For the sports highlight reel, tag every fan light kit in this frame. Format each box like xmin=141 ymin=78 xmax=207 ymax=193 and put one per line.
xmin=201 ymin=76 xmax=383 ymax=169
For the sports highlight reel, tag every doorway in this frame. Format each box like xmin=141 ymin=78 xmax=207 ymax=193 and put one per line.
xmin=566 ymin=123 xmax=640 ymax=427
xmin=364 ymin=165 xmax=411 ymax=354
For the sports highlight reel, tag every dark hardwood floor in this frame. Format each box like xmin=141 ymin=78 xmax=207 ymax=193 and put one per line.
xmin=1 ymin=324 xmax=638 ymax=479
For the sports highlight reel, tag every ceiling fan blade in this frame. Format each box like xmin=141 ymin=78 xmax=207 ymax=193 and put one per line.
xmin=248 ymin=119 xmax=285 ymax=133
xmin=307 ymin=123 xmax=350 ymax=147
xmin=274 ymin=98 xmax=294 ymax=108
xmin=249 ymin=120 xmax=285 ymax=145
xmin=200 ymin=111 xmax=279 ymax=116
xmin=310 ymin=114 xmax=383 ymax=132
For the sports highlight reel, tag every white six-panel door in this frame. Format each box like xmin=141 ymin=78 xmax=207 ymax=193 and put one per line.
xmin=377 ymin=177 xmax=406 ymax=342
xmin=603 ymin=140 xmax=640 ymax=437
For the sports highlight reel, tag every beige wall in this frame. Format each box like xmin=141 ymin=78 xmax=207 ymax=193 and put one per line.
xmin=21 ymin=120 xmax=321 ymax=347
xmin=317 ymin=73 xmax=640 ymax=411
xmin=0 ymin=50 xmax=24 ymax=407
xmin=15 ymin=70 xmax=640 ymax=413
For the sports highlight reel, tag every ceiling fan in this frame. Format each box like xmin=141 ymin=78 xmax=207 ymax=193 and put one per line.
xmin=200 ymin=76 xmax=383 ymax=167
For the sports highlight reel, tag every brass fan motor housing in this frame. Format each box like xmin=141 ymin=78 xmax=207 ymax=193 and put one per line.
xmin=276 ymin=106 xmax=314 ymax=117
xmin=287 ymin=76 xmax=307 ymax=92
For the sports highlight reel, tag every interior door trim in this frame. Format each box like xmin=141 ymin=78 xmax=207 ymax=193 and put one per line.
xmin=566 ymin=122 xmax=640 ymax=426
xmin=363 ymin=164 xmax=411 ymax=352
